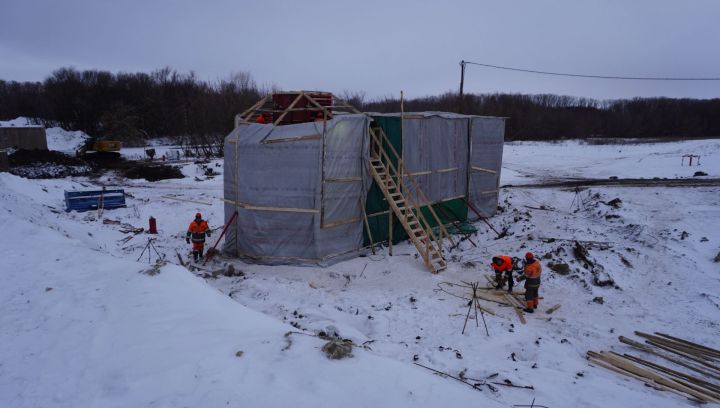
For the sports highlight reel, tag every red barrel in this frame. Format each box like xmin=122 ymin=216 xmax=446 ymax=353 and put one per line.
xmin=148 ymin=216 xmax=158 ymax=234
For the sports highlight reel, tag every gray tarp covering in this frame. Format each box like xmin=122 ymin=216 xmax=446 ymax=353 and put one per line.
xmin=223 ymin=111 xmax=504 ymax=266
xmin=372 ymin=112 xmax=504 ymax=218
xmin=401 ymin=115 xmax=469 ymax=204
xmin=467 ymin=117 xmax=505 ymax=219
xmin=223 ymin=114 xmax=370 ymax=264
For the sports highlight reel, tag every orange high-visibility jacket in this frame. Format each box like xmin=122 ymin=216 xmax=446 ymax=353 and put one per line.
xmin=187 ymin=220 xmax=210 ymax=243
xmin=523 ymin=260 xmax=542 ymax=279
xmin=491 ymin=255 xmax=513 ymax=272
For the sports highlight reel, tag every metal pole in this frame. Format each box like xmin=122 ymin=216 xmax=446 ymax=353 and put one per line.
xmin=400 ymin=90 xmax=404 ymax=197
xmin=459 ymin=60 xmax=466 ymax=114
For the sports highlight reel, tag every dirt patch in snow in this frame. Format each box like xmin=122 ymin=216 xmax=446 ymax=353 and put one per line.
xmin=7 ymin=149 xmax=184 ymax=181
xmin=122 ymin=164 xmax=183 ymax=181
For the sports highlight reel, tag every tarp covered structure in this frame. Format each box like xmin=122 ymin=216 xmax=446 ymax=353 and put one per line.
xmin=223 ymin=111 xmax=505 ymax=266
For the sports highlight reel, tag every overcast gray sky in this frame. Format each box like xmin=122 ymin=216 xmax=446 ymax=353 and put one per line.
xmin=1 ymin=0 xmax=719 ymax=100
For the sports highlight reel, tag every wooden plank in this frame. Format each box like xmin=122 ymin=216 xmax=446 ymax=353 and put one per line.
xmin=161 ymin=195 xmax=212 ymax=206
xmin=640 ymin=336 xmax=720 ymax=371
xmin=324 ymin=177 xmax=362 ymax=183
xmin=362 ymin=210 xmax=375 ymax=255
xmin=592 ymin=352 xmax=709 ymax=402
xmin=388 ymin=197 xmax=393 ymax=256
xmin=654 ymin=332 xmax=720 ymax=357
xmin=238 ymin=94 xmax=270 ymax=124
xmin=621 ymin=353 xmax=720 ymax=395
xmin=637 ymin=331 xmax=720 ymax=360
xmin=504 ymin=293 xmax=526 ymax=310
xmin=599 ymin=352 xmax=720 ymax=403
xmin=545 ymin=304 xmax=562 ymax=314
xmin=272 ymin=92 xmax=306 ymax=126
xmin=321 ymin=218 xmax=361 ymax=229
xmin=262 ymin=134 xmax=321 ymax=144
xmin=587 ymin=355 xmax=697 ymax=401
xmin=619 ymin=336 xmax=720 ymax=381
xmin=222 ymin=198 xmax=319 ymax=213
xmin=471 ymin=166 xmax=498 ymax=174
xmin=511 ymin=303 xmax=527 ymax=325
xmin=404 ymin=170 xmax=432 ymax=176
xmin=436 ymin=167 xmax=459 ymax=173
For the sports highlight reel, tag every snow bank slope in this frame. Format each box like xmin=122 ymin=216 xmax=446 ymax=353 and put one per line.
xmin=0 ymin=173 xmax=500 ymax=408
xmin=45 ymin=127 xmax=89 ymax=153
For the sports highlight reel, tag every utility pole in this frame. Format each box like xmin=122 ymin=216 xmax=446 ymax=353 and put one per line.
xmin=458 ymin=60 xmax=466 ymax=114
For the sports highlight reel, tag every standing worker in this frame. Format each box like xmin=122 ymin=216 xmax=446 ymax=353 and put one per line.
xmin=186 ymin=212 xmax=211 ymax=262
xmin=517 ymin=252 xmax=542 ymax=313
xmin=491 ymin=255 xmax=516 ymax=292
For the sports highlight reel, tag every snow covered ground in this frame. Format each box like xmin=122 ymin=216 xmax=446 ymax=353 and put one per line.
xmin=503 ymin=138 xmax=720 ymax=184
xmin=1 ymin=136 xmax=719 ymax=407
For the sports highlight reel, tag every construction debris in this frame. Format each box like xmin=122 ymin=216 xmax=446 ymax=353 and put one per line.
xmin=588 ymin=332 xmax=720 ymax=403
xmin=321 ymin=338 xmax=353 ymax=360
xmin=573 ymin=241 xmax=616 ymax=288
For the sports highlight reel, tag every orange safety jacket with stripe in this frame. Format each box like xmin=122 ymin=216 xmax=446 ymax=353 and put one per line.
xmin=521 ymin=259 xmax=542 ymax=288
xmin=187 ymin=219 xmax=211 ymax=244
xmin=491 ymin=255 xmax=514 ymax=273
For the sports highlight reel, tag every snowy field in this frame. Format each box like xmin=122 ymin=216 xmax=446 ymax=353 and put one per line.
xmin=503 ymin=138 xmax=720 ymax=184
xmin=1 ymin=134 xmax=719 ymax=407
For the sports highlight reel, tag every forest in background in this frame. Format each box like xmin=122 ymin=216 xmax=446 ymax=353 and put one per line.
xmin=1 ymin=67 xmax=719 ymax=145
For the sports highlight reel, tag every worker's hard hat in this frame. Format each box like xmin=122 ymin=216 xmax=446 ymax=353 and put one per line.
xmin=525 ymin=252 xmax=534 ymax=260
xmin=195 ymin=212 xmax=202 ymax=219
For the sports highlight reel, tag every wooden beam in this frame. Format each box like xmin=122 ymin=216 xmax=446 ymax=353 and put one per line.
xmin=262 ymin=134 xmax=321 ymax=144
xmin=471 ymin=166 xmax=498 ymax=174
xmin=436 ymin=167 xmax=459 ymax=173
xmin=161 ymin=195 xmax=212 ymax=206
xmin=222 ymin=198 xmax=319 ymax=213
xmin=324 ymin=177 xmax=362 ymax=183
xmin=654 ymin=332 xmax=720 ymax=357
xmin=321 ymin=218 xmax=361 ymax=229
xmin=272 ymin=92 xmax=306 ymax=126
xmin=363 ymin=211 xmax=375 ymax=255
xmin=618 ymin=336 xmax=720 ymax=380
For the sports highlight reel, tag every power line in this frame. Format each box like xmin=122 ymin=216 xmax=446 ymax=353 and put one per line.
xmin=461 ymin=60 xmax=720 ymax=81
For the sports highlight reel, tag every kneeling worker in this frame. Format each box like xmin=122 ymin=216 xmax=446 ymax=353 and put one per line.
xmin=491 ymin=255 xmax=515 ymax=292
xmin=517 ymin=252 xmax=542 ymax=313
xmin=186 ymin=212 xmax=211 ymax=262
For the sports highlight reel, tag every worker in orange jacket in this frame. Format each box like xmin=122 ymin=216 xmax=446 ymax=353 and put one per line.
xmin=491 ymin=255 xmax=517 ymax=292
xmin=256 ymin=113 xmax=270 ymax=124
xmin=517 ymin=252 xmax=542 ymax=313
xmin=186 ymin=212 xmax=211 ymax=262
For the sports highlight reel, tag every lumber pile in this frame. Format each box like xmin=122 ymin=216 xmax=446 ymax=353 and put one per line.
xmin=588 ymin=331 xmax=720 ymax=403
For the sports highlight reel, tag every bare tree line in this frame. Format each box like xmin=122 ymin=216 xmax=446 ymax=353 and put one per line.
xmin=1 ymin=68 xmax=719 ymax=156
xmin=358 ymin=91 xmax=720 ymax=141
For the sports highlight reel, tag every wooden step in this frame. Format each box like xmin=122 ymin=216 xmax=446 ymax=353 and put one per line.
xmin=370 ymin=145 xmax=446 ymax=274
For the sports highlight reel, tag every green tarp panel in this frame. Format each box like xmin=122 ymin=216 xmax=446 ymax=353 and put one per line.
xmin=363 ymin=116 xmax=469 ymax=247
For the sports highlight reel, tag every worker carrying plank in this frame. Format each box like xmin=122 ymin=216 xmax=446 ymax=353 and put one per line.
xmin=491 ymin=255 xmax=520 ymax=292
xmin=516 ymin=252 xmax=542 ymax=313
xmin=186 ymin=212 xmax=211 ymax=262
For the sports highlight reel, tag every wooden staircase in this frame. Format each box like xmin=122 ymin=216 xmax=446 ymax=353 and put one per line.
xmin=368 ymin=127 xmax=454 ymax=273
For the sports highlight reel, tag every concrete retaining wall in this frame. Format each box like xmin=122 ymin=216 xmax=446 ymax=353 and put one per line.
xmin=0 ymin=151 xmax=8 ymax=172
xmin=0 ymin=127 xmax=48 ymax=150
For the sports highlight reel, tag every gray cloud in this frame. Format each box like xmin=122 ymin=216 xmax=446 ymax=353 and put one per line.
xmin=1 ymin=0 xmax=719 ymax=100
